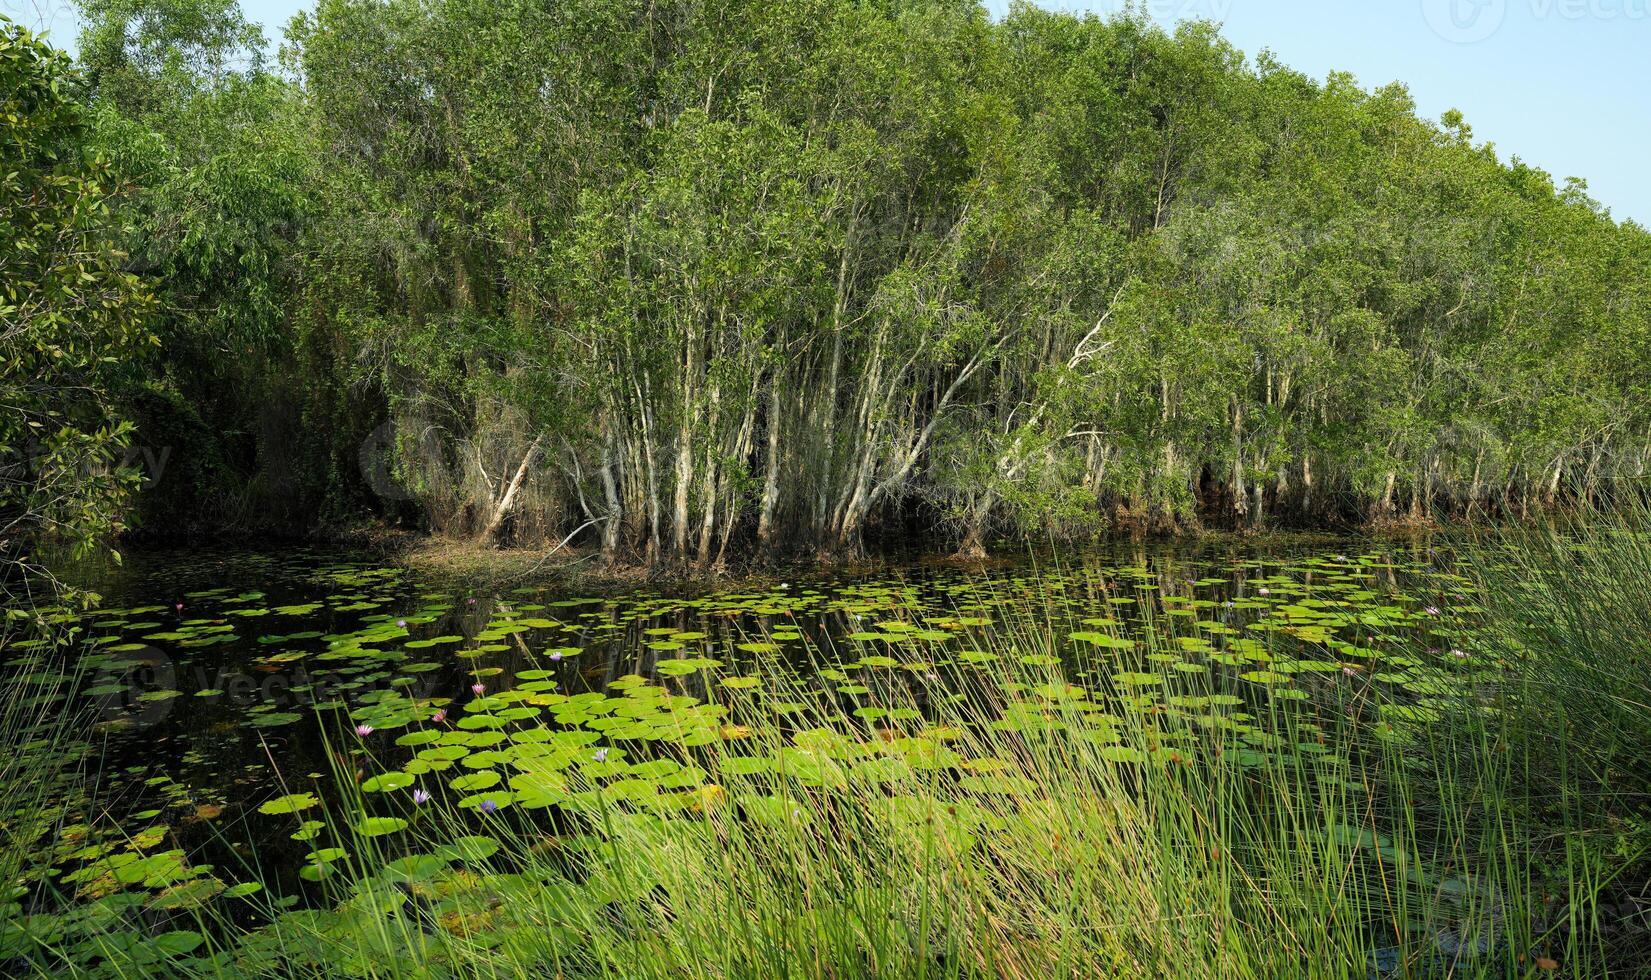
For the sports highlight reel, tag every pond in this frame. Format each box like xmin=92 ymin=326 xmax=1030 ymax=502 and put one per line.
xmin=2 ymin=540 xmax=1494 ymax=973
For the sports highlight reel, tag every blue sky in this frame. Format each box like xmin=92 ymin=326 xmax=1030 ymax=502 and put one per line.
xmin=7 ymin=0 xmax=1647 ymax=225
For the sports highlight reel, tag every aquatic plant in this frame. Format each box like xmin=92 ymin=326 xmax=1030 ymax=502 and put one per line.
xmin=2 ymin=543 xmax=1645 ymax=976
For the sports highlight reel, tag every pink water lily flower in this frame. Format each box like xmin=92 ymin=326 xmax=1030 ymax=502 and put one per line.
xmin=471 ymin=682 xmax=486 ymax=696
xmin=354 ymin=724 xmax=374 ymax=737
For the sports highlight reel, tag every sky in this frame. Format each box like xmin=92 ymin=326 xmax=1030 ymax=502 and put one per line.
xmin=5 ymin=0 xmax=1647 ymax=226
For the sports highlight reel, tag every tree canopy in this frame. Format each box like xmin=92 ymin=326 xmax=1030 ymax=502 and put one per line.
xmin=11 ymin=0 xmax=1651 ymax=565
xmin=1 ymin=17 xmax=153 ymax=597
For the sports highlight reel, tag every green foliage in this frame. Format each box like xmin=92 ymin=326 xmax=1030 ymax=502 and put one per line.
xmin=73 ymin=0 xmax=342 ymax=533
xmin=0 ymin=18 xmax=154 ymax=593
xmin=74 ymin=0 xmax=266 ymax=116
xmin=280 ymin=0 xmax=1651 ymax=557
xmin=45 ymin=0 xmax=1651 ymax=559
xmin=1473 ymin=498 xmax=1651 ymax=794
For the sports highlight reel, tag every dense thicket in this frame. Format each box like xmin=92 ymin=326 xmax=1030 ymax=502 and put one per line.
xmin=0 ymin=20 xmax=152 ymax=597
xmin=19 ymin=0 xmax=1651 ymax=566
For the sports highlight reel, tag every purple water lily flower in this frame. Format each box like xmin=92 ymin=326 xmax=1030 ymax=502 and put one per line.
xmin=549 ymin=651 xmax=563 ymax=662
xmin=480 ymin=799 xmax=498 ymax=814
xmin=1424 ymin=605 xmax=1441 ymax=616
xmin=396 ymin=619 xmax=408 ymax=628
xmin=593 ymin=748 xmax=609 ymax=763
xmin=412 ymin=788 xmax=432 ymax=805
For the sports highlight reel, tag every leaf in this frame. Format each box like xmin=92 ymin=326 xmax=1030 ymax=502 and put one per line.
xmin=258 ymin=793 xmax=320 ymax=815
xmin=450 ymin=771 xmax=501 ymax=792
xmin=433 ymin=836 xmax=500 ymax=863
xmin=361 ymin=772 xmax=415 ymax=793
xmin=720 ymin=756 xmax=774 ymax=776
xmin=356 ymin=817 xmax=408 ymax=837
xmin=152 ymin=930 xmax=205 ymax=956
xmin=1069 ymin=631 xmax=1135 ymax=650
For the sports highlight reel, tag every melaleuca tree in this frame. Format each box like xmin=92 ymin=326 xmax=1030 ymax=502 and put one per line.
xmin=42 ymin=0 xmax=1651 ymax=561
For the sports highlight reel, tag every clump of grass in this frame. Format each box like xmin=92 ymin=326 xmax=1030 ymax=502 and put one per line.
xmin=1472 ymin=496 xmax=1651 ymax=780
xmin=8 ymin=548 xmax=1642 ymax=978
xmin=0 ymin=612 xmax=96 ymax=902
xmin=132 ymin=636 xmax=1595 ymax=974
xmin=1463 ymin=497 xmax=1651 ymax=966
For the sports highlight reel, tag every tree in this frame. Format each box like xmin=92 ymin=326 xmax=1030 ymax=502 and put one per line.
xmin=41 ymin=0 xmax=1651 ymax=564
xmin=0 ymin=18 xmax=155 ymax=599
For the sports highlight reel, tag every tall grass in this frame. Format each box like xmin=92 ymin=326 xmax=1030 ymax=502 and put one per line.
xmin=1472 ymin=498 xmax=1651 ymax=783
xmin=1465 ymin=498 xmax=1651 ymax=968
xmin=0 ymin=605 xmax=97 ymax=904
xmin=9 ymin=535 xmax=1650 ymax=977
xmin=186 ymin=628 xmax=1601 ymax=974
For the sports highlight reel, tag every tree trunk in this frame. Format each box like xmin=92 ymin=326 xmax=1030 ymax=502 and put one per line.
xmin=953 ymin=493 xmax=993 ymax=559
xmin=757 ymin=376 xmax=783 ymax=553
xmin=480 ymin=433 xmax=544 ymax=542
xmin=672 ymin=319 xmax=701 ymax=558
xmin=598 ymin=424 xmax=623 ymax=559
